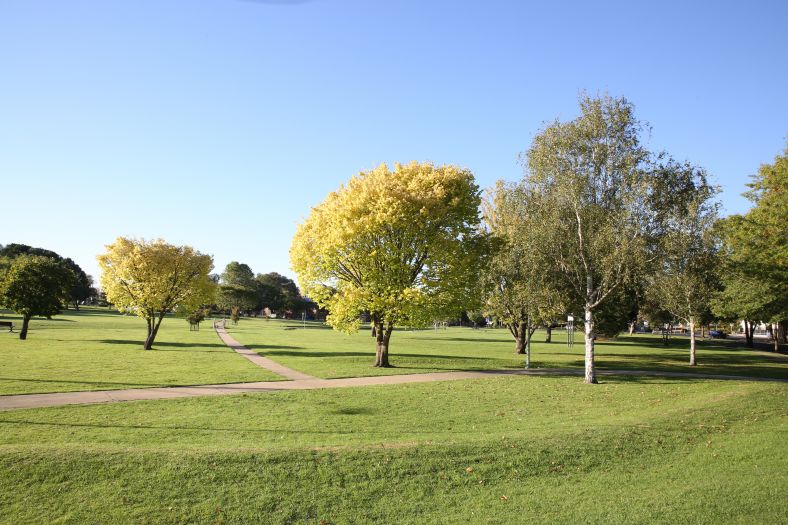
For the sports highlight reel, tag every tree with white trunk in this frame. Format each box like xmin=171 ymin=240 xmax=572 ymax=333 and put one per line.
xmin=647 ymin=159 xmax=720 ymax=365
xmin=523 ymin=94 xmax=661 ymax=384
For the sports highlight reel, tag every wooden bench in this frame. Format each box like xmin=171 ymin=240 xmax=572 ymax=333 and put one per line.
xmin=0 ymin=321 xmax=13 ymax=332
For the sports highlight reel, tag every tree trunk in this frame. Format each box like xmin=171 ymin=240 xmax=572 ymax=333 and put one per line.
xmin=744 ymin=320 xmax=754 ymax=348
xmin=525 ymin=316 xmax=532 ymax=369
xmin=143 ymin=314 xmax=165 ymax=350
xmin=19 ymin=314 xmax=31 ymax=340
xmin=545 ymin=325 xmax=552 ymax=343
xmin=689 ymin=317 xmax=697 ymax=366
xmin=584 ymin=306 xmax=597 ymax=384
xmin=514 ymin=322 xmax=526 ymax=355
xmin=373 ymin=320 xmax=392 ymax=367
xmin=628 ymin=321 xmax=635 ymax=336
xmin=772 ymin=323 xmax=780 ymax=352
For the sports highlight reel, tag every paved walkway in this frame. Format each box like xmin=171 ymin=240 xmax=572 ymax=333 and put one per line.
xmin=0 ymin=367 xmax=784 ymax=411
xmin=0 ymin=323 xmax=785 ymax=412
xmin=214 ymin=320 xmax=317 ymax=381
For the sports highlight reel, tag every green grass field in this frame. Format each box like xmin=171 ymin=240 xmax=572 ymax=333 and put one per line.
xmin=1 ymin=310 xmax=786 ymax=523
xmin=0 ymin=308 xmax=280 ymax=395
xmin=227 ymin=318 xmax=788 ymax=380
xmin=1 ymin=376 xmax=785 ymax=523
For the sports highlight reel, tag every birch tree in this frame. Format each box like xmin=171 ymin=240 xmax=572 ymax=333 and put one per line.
xmin=290 ymin=162 xmax=489 ymax=367
xmin=648 ymin=160 xmax=720 ymax=365
xmin=524 ymin=94 xmax=656 ymax=383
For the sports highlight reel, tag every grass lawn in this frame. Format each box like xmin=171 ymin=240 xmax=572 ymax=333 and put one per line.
xmin=227 ymin=318 xmax=788 ymax=380
xmin=0 ymin=375 xmax=785 ymax=523
xmin=0 ymin=308 xmax=280 ymax=395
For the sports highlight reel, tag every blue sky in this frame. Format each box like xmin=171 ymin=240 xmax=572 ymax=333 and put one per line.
xmin=1 ymin=0 xmax=786 ymax=282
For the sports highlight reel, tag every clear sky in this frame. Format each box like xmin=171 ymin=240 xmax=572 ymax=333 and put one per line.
xmin=1 ymin=0 xmax=786 ymax=283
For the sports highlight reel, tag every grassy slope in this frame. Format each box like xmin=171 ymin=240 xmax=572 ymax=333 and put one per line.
xmin=228 ymin=318 xmax=788 ymax=379
xmin=0 ymin=309 xmax=280 ymax=395
xmin=0 ymin=376 xmax=785 ymax=524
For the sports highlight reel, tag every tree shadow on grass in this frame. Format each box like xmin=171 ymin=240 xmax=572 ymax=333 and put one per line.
xmin=404 ymin=336 xmax=514 ymax=344
xmin=0 ymin=377 xmax=181 ymax=389
xmin=246 ymin=344 xmax=304 ymax=351
xmin=263 ymin=350 xmax=493 ymax=360
xmin=0 ymin=419 xmax=408 ymax=435
xmin=99 ymin=339 xmax=228 ymax=351
xmin=331 ymin=406 xmax=377 ymax=415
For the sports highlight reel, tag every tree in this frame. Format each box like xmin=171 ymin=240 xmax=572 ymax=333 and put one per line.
xmin=291 ymin=161 xmax=489 ymax=367
xmin=0 ymin=244 xmax=93 ymax=308
xmin=67 ymin=264 xmax=95 ymax=309
xmin=255 ymin=272 xmax=301 ymax=316
xmin=221 ymin=262 xmax=256 ymax=289
xmin=0 ymin=255 xmax=74 ymax=339
xmin=480 ymin=181 xmax=565 ymax=366
xmin=230 ymin=306 xmax=241 ymax=325
xmin=97 ymin=238 xmax=215 ymax=349
xmin=216 ymin=262 xmax=258 ymax=313
xmin=712 ymin=272 xmax=770 ymax=347
xmin=648 ymin=160 xmax=720 ymax=364
xmin=714 ymin=144 xmax=788 ymax=351
xmin=594 ymin=283 xmax=641 ymax=339
xmin=524 ymin=94 xmax=659 ymax=383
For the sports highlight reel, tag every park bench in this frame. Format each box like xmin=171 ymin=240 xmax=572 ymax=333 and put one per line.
xmin=0 ymin=321 xmax=13 ymax=332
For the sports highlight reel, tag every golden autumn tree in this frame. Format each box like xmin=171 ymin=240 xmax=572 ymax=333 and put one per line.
xmin=290 ymin=162 xmax=489 ymax=367
xmin=98 ymin=238 xmax=215 ymax=349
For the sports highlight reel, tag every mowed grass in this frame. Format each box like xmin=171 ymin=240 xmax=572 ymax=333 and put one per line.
xmin=228 ymin=318 xmax=788 ymax=379
xmin=0 ymin=308 xmax=280 ymax=395
xmin=0 ymin=376 xmax=785 ymax=523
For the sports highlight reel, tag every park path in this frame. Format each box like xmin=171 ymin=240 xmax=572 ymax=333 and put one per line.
xmin=0 ymin=367 xmax=785 ymax=411
xmin=0 ymin=322 xmax=785 ymax=411
xmin=214 ymin=320 xmax=317 ymax=381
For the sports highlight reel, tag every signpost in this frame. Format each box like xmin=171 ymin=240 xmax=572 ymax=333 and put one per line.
xmin=567 ymin=315 xmax=575 ymax=349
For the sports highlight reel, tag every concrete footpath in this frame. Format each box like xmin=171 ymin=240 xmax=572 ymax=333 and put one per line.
xmin=0 ymin=322 xmax=785 ymax=412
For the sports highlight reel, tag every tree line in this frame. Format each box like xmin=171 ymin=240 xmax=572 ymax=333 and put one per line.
xmin=0 ymin=239 xmax=312 ymax=347
xmin=291 ymin=94 xmax=787 ymax=383
xmin=0 ymin=244 xmax=97 ymax=339
xmin=1 ymin=94 xmax=784 ymax=380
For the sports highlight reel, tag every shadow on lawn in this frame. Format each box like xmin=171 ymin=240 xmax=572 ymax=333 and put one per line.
xmin=99 ymin=339 xmax=227 ymax=351
xmin=0 ymin=419 xmax=403 ymax=435
xmin=0 ymin=377 xmax=178 ymax=388
xmin=406 ymin=336 xmax=514 ymax=344
xmin=246 ymin=344 xmax=304 ymax=351
xmin=262 ymin=349 xmax=493 ymax=360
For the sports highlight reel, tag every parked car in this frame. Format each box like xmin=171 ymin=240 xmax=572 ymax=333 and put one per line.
xmin=709 ymin=330 xmax=727 ymax=339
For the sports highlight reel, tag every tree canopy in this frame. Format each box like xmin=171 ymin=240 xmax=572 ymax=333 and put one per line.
xmin=0 ymin=243 xmax=94 ymax=308
xmin=523 ymin=94 xmax=664 ymax=383
xmin=291 ymin=161 xmax=489 ymax=367
xmin=255 ymin=272 xmax=302 ymax=316
xmin=0 ymin=255 xmax=75 ymax=339
xmin=647 ymin=159 xmax=720 ymax=364
xmin=481 ymin=180 xmax=565 ymax=364
xmin=217 ymin=262 xmax=258 ymax=313
xmin=97 ymin=237 xmax=215 ymax=349
xmin=713 ymin=143 xmax=787 ymax=349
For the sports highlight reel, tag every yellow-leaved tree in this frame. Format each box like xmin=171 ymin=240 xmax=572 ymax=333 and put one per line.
xmin=290 ymin=162 xmax=489 ymax=367
xmin=98 ymin=238 xmax=215 ymax=349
